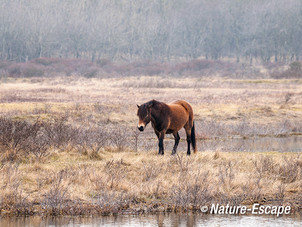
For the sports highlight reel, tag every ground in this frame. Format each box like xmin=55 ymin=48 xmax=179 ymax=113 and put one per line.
xmin=0 ymin=76 xmax=301 ymax=215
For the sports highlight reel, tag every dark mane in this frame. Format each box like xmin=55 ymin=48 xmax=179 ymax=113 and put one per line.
xmin=138 ymin=100 xmax=165 ymax=117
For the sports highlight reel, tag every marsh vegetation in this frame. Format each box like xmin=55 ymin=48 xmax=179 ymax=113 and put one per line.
xmin=1 ymin=0 xmax=302 ymax=217
xmin=0 ymin=63 xmax=302 ymax=215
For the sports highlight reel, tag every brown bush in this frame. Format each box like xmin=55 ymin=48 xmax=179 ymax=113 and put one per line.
xmin=42 ymin=169 xmax=70 ymax=214
xmin=73 ymin=127 xmax=108 ymax=157
xmin=44 ymin=116 xmax=78 ymax=151
xmin=278 ymin=157 xmax=300 ymax=183
xmin=21 ymin=63 xmax=45 ymax=77
xmin=0 ymin=117 xmax=52 ymax=161
xmin=109 ymin=127 xmax=129 ymax=151
xmin=32 ymin=57 xmax=61 ymax=66
xmin=271 ymin=61 xmax=302 ymax=79
xmin=0 ymin=57 xmax=255 ymax=78
xmin=0 ymin=116 xmax=118 ymax=161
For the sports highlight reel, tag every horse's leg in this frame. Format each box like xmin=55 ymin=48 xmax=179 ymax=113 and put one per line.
xmin=158 ymin=131 xmax=165 ymax=155
xmin=172 ymin=132 xmax=180 ymax=155
xmin=154 ymin=131 xmax=161 ymax=155
xmin=184 ymin=125 xmax=192 ymax=155
xmin=186 ymin=135 xmax=191 ymax=155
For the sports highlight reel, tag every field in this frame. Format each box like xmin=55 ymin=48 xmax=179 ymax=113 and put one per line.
xmin=0 ymin=73 xmax=302 ymax=216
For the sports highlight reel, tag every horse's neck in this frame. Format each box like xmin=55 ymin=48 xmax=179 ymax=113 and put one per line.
xmin=150 ymin=103 xmax=169 ymax=124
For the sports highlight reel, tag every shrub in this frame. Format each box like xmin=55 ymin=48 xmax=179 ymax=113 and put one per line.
xmin=42 ymin=169 xmax=70 ymax=214
xmin=44 ymin=116 xmax=78 ymax=151
xmin=21 ymin=63 xmax=45 ymax=77
xmin=8 ymin=63 xmax=22 ymax=76
xmin=271 ymin=61 xmax=302 ymax=79
xmin=96 ymin=58 xmax=112 ymax=67
xmin=82 ymin=67 xmax=98 ymax=78
xmin=110 ymin=127 xmax=128 ymax=151
xmin=32 ymin=58 xmax=60 ymax=66
xmin=289 ymin=61 xmax=302 ymax=72
xmin=0 ymin=117 xmax=52 ymax=161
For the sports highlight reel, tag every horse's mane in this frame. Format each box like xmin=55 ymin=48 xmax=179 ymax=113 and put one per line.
xmin=141 ymin=99 xmax=165 ymax=110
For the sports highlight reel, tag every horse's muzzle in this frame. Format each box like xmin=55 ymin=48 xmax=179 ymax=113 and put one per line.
xmin=138 ymin=126 xmax=144 ymax=131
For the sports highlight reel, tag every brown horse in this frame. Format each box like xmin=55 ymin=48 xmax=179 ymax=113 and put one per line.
xmin=137 ymin=99 xmax=196 ymax=155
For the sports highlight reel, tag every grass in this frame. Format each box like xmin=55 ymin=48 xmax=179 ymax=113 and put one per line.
xmin=0 ymin=75 xmax=302 ymax=216
xmin=0 ymin=150 xmax=301 ymax=216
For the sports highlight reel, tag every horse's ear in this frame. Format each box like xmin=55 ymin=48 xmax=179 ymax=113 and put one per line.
xmin=137 ymin=104 xmax=140 ymax=108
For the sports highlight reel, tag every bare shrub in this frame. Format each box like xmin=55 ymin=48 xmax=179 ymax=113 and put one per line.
xmin=42 ymin=169 xmax=70 ymax=214
xmin=170 ymin=154 xmax=191 ymax=172
xmin=7 ymin=63 xmax=22 ymax=76
xmin=0 ymin=117 xmax=52 ymax=161
xmin=0 ymin=116 xmax=112 ymax=161
xmin=196 ymin=120 xmax=230 ymax=139
xmin=6 ymin=62 xmax=45 ymax=77
xmin=271 ymin=61 xmax=302 ymax=79
xmin=22 ymin=122 xmax=52 ymax=159
xmin=21 ymin=63 xmax=45 ymax=77
xmin=104 ymin=159 xmax=126 ymax=189
xmin=110 ymin=127 xmax=128 ymax=151
xmin=278 ymin=157 xmax=300 ymax=183
xmin=44 ymin=116 xmax=78 ymax=151
xmin=96 ymin=58 xmax=112 ymax=67
xmin=174 ymin=59 xmax=215 ymax=73
xmin=276 ymin=183 xmax=285 ymax=205
xmin=32 ymin=57 xmax=60 ymax=66
xmin=132 ymin=129 xmax=140 ymax=152
xmin=170 ymin=170 xmax=211 ymax=208
xmin=73 ymin=127 xmax=108 ymax=158
xmin=0 ymin=164 xmax=30 ymax=215
xmin=95 ymin=191 xmax=129 ymax=214
xmin=141 ymin=161 xmax=161 ymax=182
xmin=217 ymin=160 xmax=235 ymax=191
xmin=0 ymin=117 xmax=29 ymax=155
xmin=86 ymin=167 xmax=106 ymax=191
xmin=251 ymin=155 xmax=276 ymax=191
xmin=122 ymin=77 xmax=175 ymax=88
xmin=253 ymin=156 xmax=275 ymax=176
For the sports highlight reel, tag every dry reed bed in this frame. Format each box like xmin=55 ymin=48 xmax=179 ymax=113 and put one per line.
xmin=0 ymin=150 xmax=301 ymax=216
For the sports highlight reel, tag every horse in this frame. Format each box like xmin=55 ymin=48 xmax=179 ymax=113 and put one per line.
xmin=136 ymin=99 xmax=196 ymax=155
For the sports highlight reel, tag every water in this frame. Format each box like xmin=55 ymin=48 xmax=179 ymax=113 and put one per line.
xmin=137 ymin=134 xmax=302 ymax=153
xmin=200 ymin=135 xmax=302 ymax=152
xmin=1 ymin=213 xmax=302 ymax=227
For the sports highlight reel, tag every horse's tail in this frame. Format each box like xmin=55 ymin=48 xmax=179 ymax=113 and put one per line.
xmin=191 ymin=121 xmax=197 ymax=153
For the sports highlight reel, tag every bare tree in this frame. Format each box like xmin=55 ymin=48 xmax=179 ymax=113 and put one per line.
xmin=0 ymin=0 xmax=301 ymax=62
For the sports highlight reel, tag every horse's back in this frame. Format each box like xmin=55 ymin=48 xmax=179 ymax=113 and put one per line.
xmin=168 ymin=100 xmax=194 ymax=127
xmin=170 ymin=100 xmax=193 ymax=115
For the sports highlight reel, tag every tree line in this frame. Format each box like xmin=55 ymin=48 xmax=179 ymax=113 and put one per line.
xmin=0 ymin=0 xmax=301 ymax=63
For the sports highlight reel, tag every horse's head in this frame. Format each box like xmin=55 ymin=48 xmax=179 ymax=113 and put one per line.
xmin=136 ymin=101 xmax=153 ymax=131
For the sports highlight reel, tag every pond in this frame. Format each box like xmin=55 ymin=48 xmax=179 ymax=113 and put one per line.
xmin=1 ymin=213 xmax=302 ymax=227
xmin=138 ymin=134 xmax=302 ymax=153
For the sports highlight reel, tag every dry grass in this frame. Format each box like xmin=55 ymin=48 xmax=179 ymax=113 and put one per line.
xmin=0 ymin=150 xmax=301 ymax=216
xmin=0 ymin=76 xmax=302 ymax=215
xmin=1 ymin=76 xmax=302 ymax=139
